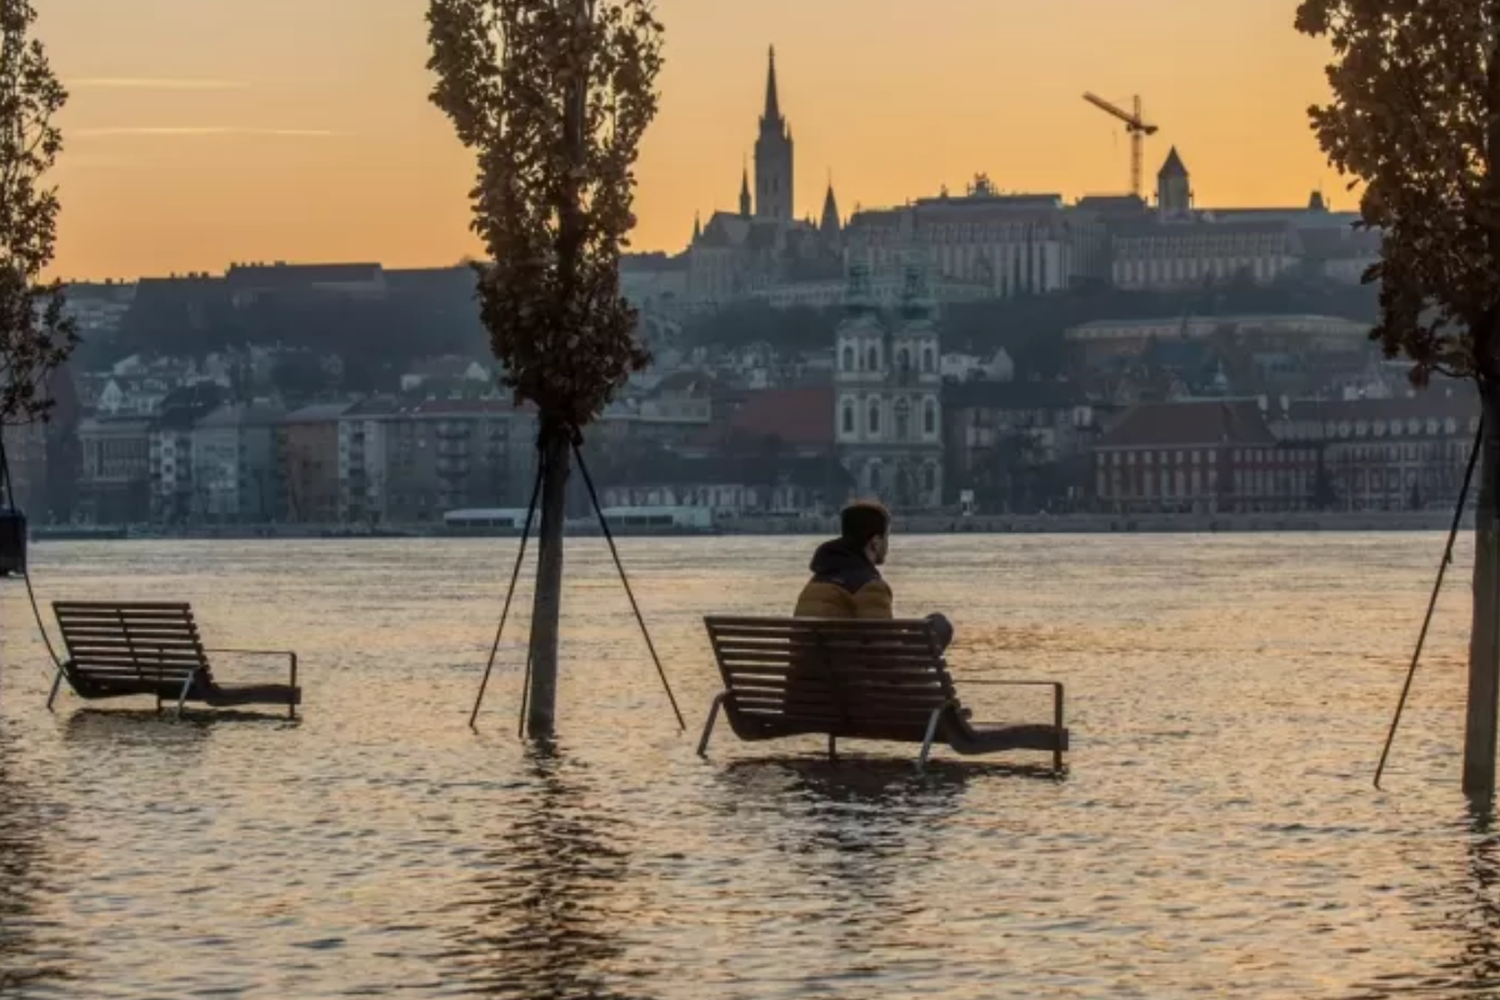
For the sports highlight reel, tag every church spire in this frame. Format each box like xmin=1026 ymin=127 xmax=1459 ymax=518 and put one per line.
xmin=692 ymin=211 xmax=701 ymax=242
xmin=820 ymin=176 xmax=841 ymax=235
xmin=762 ymin=46 xmax=782 ymax=126
xmin=739 ymin=162 xmax=752 ymax=218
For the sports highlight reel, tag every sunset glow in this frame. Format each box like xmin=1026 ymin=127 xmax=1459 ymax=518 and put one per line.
xmin=40 ymin=0 xmax=1335 ymax=280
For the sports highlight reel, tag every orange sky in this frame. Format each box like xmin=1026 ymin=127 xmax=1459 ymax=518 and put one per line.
xmin=39 ymin=0 xmax=1337 ymax=281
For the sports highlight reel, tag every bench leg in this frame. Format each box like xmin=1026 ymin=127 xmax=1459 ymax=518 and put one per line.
xmin=696 ymin=692 xmax=726 ymax=758
xmin=46 ymin=666 xmax=63 ymax=712
xmin=1053 ymin=684 xmax=1066 ymax=776
xmin=176 ymin=672 xmax=195 ymax=717
xmin=287 ymin=652 xmax=298 ymax=721
xmin=918 ymin=704 xmax=946 ymax=771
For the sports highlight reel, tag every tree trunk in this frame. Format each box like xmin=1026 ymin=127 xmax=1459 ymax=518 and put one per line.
xmin=1465 ymin=384 xmax=1500 ymax=797
xmin=525 ymin=422 xmax=572 ymax=739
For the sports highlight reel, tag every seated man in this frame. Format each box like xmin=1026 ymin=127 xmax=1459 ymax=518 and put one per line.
xmin=794 ymin=500 xmax=954 ymax=650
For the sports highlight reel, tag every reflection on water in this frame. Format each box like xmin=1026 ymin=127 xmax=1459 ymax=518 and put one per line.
xmin=1362 ymin=802 xmax=1500 ymax=998
xmin=1 ymin=533 xmax=1499 ymax=997
xmin=0 ymin=724 xmax=70 ymax=993
xmin=1458 ymin=804 xmax=1500 ymax=997
xmin=443 ymin=744 xmax=633 ymax=999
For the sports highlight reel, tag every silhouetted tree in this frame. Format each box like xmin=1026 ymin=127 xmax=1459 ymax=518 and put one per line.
xmin=1296 ymin=0 xmax=1500 ymax=793
xmin=0 ymin=0 xmax=74 ymax=427
xmin=428 ymin=0 xmax=663 ymax=737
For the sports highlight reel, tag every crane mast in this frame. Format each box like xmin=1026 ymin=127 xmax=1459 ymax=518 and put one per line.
xmin=1082 ymin=92 xmax=1159 ymax=201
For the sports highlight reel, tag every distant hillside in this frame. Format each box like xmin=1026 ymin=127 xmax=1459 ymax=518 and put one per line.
xmin=101 ymin=268 xmax=488 ymax=390
xmin=682 ymin=276 xmax=1381 ymax=377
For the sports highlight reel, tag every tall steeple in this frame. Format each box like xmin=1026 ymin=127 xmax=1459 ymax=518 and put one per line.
xmin=739 ymin=163 xmax=752 ymax=218
xmin=754 ymin=45 xmax=794 ymax=224
xmin=820 ymin=178 xmax=841 ymax=237
xmin=763 ymin=46 xmax=782 ymax=126
xmin=692 ymin=212 xmax=702 ymax=243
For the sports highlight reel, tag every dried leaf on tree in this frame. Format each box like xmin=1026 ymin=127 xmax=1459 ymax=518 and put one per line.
xmin=0 ymin=0 xmax=75 ymax=426
xmin=1296 ymin=0 xmax=1500 ymax=386
xmin=426 ymin=0 xmax=661 ymax=429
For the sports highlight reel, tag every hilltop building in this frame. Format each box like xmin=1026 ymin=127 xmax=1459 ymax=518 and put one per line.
xmin=685 ymin=48 xmax=846 ymax=305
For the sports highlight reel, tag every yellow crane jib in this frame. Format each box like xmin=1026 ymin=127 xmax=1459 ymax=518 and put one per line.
xmin=1082 ymin=92 xmax=1159 ymax=201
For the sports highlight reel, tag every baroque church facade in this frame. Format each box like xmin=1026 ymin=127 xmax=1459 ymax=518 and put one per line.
xmin=833 ymin=261 xmax=944 ymax=510
xmin=686 ymin=48 xmax=846 ymax=306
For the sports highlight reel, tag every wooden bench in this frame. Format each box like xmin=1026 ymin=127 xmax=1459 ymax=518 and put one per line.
xmin=49 ymin=601 xmax=301 ymax=718
xmin=699 ymin=616 xmax=1068 ymax=772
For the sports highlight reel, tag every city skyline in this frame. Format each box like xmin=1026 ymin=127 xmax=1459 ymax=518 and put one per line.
xmin=40 ymin=0 xmax=1337 ymax=281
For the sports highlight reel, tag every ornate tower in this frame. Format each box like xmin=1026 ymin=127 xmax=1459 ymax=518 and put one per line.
xmin=754 ymin=46 xmax=794 ymax=224
xmin=739 ymin=164 xmax=752 ymax=219
xmin=833 ymin=256 xmax=944 ymax=508
xmin=820 ymin=181 xmax=842 ymax=243
xmin=1157 ymin=146 xmax=1192 ymax=218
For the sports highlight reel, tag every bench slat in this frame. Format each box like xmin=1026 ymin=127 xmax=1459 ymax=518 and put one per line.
xmin=55 ymin=609 xmax=196 ymax=622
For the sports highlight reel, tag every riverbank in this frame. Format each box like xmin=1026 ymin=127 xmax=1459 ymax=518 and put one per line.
xmin=721 ymin=510 xmax=1474 ymax=535
xmin=25 ymin=509 xmax=1472 ymax=542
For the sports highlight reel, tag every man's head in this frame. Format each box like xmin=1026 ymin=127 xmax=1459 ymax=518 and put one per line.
xmin=840 ymin=500 xmax=891 ymax=566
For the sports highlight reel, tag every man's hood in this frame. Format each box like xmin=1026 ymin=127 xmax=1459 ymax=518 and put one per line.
xmin=809 ymin=538 xmax=878 ymax=579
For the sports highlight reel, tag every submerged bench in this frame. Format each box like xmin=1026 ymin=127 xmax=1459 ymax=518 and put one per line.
xmin=49 ymin=601 xmax=301 ymax=718
xmin=699 ymin=616 xmax=1068 ymax=772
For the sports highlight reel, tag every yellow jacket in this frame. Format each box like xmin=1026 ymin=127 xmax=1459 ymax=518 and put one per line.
xmin=793 ymin=539 xmax=893 ymax=619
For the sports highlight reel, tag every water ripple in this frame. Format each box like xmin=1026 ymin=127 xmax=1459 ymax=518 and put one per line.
xmin=0 ymin=534 xmax=1497 ymax=997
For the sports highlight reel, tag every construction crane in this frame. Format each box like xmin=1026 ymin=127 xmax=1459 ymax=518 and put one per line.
xmin=1083 ymin=92 xmax=1158 ymax=201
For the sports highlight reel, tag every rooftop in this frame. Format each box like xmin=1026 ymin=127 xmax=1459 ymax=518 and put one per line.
xmin=1098 ymin=400 xmax=1276 ymax=449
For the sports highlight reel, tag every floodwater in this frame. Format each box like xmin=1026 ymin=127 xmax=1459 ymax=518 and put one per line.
xmin=0 ymin=533 xmax=1494 ymax=998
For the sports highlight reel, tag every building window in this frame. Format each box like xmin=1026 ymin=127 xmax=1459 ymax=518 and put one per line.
xmin=842 ymin=403 xmax=855 ymax=435
xmin=842 ymin=346 xmax=854 ymax=371
xmin=924 ymin=399 xmax=937 ymax=435
xmin=922 ymin=347 xmax=935 ymax=373
xmin=924 ymin=465 xmax=937 ymax=493
xmin=895 ymin=398 xmax=911 ymax=441
xmin=867 ymin=346 xmax=880 ymax=372
xmin=868 ymin=402 xmax=881 ymax=435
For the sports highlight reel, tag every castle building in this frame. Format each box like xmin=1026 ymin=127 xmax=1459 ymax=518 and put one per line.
xmin=686 ymin=48 xmax=845 ymax=305
xmin=844 ymin=175 xmax=1095 ymax=297
xmin=833 ymin=260 xmax=944 ymax=509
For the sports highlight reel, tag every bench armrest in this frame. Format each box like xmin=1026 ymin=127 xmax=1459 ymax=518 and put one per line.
xmin=958 ymin=679 xmax=1065 ymax=731
xmin=202 ymin=648 xmax=299 ymax=690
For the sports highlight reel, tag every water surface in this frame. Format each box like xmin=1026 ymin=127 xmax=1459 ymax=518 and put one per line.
xmin=0 ymin=533 xmax=1493 ymax=998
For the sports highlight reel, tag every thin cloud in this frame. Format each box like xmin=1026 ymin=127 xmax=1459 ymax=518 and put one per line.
xmin=68 ymin=77 xmax=250 ymax=91
xmin=73 ymin=127 xmax=351 ymax=139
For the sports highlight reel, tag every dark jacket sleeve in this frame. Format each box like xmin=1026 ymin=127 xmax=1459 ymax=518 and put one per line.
xmin=851 ymin=579 xmax=894 ymax=619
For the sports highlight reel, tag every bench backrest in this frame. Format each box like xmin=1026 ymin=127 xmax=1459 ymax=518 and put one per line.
xmin=704 ymin=616 xmax=957 ymax=741
xmin=53 ymin=601 xmax=208 ymax=687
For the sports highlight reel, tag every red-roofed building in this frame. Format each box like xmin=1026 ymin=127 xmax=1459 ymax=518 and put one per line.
xmin=685 ymin=386 xmax=833 ymax=457
xmin=1095 ymin=387 xmax=1482 ymax=514
xmin=1093 ymin=399 xmax=1302 ymax=513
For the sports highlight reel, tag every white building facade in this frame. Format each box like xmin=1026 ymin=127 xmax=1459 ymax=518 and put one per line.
xmin=834 ymin=262 xmax=945 ymax=509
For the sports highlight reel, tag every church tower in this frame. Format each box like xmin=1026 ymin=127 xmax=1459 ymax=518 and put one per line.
xmin=754 ymin=47 xmax=794 ymax=224
xmin=1157 ymin=146 xmax=1192 ymax=218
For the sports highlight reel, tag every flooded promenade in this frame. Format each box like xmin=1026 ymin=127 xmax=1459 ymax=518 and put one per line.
xmin=0 ymin=533 xmax=1495 ymax=998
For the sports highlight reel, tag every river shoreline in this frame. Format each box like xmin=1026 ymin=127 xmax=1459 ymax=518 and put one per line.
xmin=24 ymin=509 xmax=1471 ymax=542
